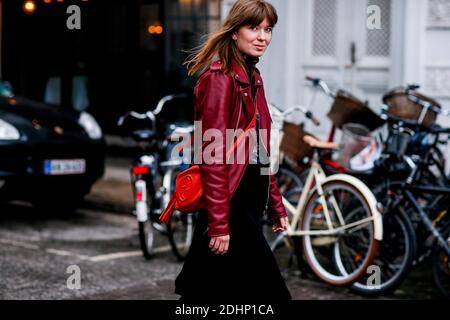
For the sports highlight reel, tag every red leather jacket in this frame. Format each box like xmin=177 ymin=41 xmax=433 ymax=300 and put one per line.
xmin=194 ymin=59 xmax=287 ymax=237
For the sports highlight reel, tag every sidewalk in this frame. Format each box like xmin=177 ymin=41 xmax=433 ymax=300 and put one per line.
xmin=83 ymin=156 xmax=135 ymax=214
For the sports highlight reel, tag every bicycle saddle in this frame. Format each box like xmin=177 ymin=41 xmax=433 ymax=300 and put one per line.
xmin=303 ymin=135 xmax=339 ymax=150
xmin=132 ymin=129 xmax=162 ymax=142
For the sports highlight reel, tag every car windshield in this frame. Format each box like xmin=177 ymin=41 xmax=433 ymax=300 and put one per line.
xmin=0 ymin=81 xmax=13 ymax=97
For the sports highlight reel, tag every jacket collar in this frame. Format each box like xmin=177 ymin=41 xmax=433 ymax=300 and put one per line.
xmin=231 ymin=59 xmax=263 ymax=88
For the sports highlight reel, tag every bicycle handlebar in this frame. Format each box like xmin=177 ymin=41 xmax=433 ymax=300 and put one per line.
xmin=282 ymin=105 xmax=321 ymax=126
xmin=117 ymin=111 xmax=155 ymax=128
xmin=118 ymin=93 xmax=190 ymax=129
xmin=305 ymin=111 xmax=321 ymax=126
xmin=406 ymin=84 xmax=420 ymax=91
xmin=153 ymin=93 xmax=189 ymax=115
xmin=305 ymin=76 xmax=320 ymax=86
xmin=305 ymin=76 xmax=335 ymax=99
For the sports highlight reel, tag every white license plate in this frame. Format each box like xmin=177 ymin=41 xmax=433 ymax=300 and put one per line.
xmin=44 ymin=159 xmax=86 ymax=175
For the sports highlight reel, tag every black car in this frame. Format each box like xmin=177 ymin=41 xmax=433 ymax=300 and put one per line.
xmin=0 ymin=81 xmax=105 ymax=210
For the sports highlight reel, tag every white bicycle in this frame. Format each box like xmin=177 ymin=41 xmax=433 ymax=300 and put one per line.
xmin=118 ymin=94 xmax=196 ymax=261
xmin=268 ymin=107 xmax=383 ymax=286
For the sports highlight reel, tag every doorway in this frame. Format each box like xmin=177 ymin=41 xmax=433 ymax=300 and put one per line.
xmin=301 ymin=0 xmax=397 ymax=137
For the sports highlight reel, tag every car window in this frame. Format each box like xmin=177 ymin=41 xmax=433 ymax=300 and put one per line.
xmin=0 ymin=81 xmax=13 ymax=98
xmin=45 ymin=77 xmax=62 ymax=105
xmin=72 ymin=75 xmax=89 ymax=111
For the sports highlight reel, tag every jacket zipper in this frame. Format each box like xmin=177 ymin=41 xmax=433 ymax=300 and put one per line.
xmin=263 ymin=174 xmax=270 ymax=216
xmin=256 ymin=113 xmax=260 ymax=165
xmin=255 ymin=100 xmax=270 ymax=216
xmin=234 ymin=98 xmax=243 ymax=132
xmin=235 ymin=87 xmax=271 ymax=216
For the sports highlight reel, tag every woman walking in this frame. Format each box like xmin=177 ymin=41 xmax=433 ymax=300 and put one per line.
xmin=175 ymin=0 xmax=291 ymax=302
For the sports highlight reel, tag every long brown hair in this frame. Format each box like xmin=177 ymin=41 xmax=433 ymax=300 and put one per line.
xmin=184 ymin=0 xmax=278 ymax=77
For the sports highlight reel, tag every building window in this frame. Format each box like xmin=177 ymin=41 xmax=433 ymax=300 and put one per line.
xmin=165 ymin=0 xmax=221 ymax=90
xmin=312 ymin=0 xmax=337 ymax=57
xmin=366 ymin=0 xmax=391 ymax=57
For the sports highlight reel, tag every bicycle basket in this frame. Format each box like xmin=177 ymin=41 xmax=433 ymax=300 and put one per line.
xmin=327 ymin=90 xmax=385 ymax=131
xmin=279 ymin=122 xmax=315 ymax=166
xmin=382 ymin=87 xmax=441 ymax=129
xmin=337 ymin=123 xmax=381 ymax=171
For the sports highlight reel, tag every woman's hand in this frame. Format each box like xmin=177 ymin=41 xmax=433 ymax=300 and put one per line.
xmin=272 ymin=216 xmax=288 ymax=233
xmin=209 ymin=235 xmax=230 ymax=255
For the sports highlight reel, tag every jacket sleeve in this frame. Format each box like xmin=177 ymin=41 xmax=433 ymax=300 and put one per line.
xmin=195 ymin=71 xmax=232 ymax=237
xmin=268 ymin=172 xmax=288 ymax=220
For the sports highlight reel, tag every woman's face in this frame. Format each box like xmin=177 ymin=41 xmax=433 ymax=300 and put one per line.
xmin=232 ymin=18 xmax=273 ymax=58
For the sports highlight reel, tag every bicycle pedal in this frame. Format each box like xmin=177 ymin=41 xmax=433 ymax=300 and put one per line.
xmin=152 ymin=209 xmax=162 ymax=215
xmin=152 ymin=222 xmax=166 ymax=232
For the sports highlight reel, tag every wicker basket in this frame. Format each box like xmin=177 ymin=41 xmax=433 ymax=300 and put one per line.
xmin=382 ymin=87 xmax=441 ymax=129
xmin=327 ymin=90 xmax=385 ymax=131
xmin=279 ymin=122 xmax=314 ymax=164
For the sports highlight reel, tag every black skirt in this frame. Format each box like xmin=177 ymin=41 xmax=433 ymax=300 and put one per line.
xmin=174 ymin=164 xmax=292 ymax=302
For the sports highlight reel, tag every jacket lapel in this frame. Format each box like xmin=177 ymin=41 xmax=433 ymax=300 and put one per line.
xmin=231 ymin=61 xmax=262 ymax=120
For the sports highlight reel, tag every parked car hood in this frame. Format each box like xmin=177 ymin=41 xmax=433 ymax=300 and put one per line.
xmin=0 ymin=95 xmax=87 ymax=136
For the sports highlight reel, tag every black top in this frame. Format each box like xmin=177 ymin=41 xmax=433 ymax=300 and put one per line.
xmin=244 ymin=55 xmax=264 ymax=164
xmin=244 ymin=56 xmax=259 ymax=101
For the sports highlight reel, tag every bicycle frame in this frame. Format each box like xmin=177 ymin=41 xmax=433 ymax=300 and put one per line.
xmin=281 ymin=154 xmax=383 ymax=241
xmin=131 ymin=154 xmax=163 ymax=225
xmin=388 ymin=181 xmax=450 ymax=256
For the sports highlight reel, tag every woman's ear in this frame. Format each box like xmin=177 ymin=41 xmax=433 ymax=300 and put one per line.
xmin=232 ymin=32 xmax=238 ymax=41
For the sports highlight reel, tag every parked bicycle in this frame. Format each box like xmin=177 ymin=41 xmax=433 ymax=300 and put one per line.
xmin=349 ymin=115 xmax=450 ymax=297
xmin=118 ymin=94 xmax=196 ymax=261
xmin=316 ymin=80 xmax=450 ymax=297
xmin=274 ymin=77 xmax=449 ymax=297
xmin=265 ymin=104 xmax=383 ymax=287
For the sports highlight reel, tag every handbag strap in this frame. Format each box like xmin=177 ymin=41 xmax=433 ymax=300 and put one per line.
xmin=159 ymin=196 xmax=176 ymax=224
xmin=184 ymin=98 xmax=259 ymax=161
xmin=226 ymin=101 xmax=258 ymax=159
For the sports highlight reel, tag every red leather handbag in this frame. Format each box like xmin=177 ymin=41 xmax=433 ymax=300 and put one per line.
xmin=159 ymin=102 xmax=259 ymax=224
xmin=159 ymin=165 xmax=203 ymax=224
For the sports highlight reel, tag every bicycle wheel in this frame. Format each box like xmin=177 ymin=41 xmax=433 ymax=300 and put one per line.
xmin=276 ymin=167 xmax=306 ymax=200
xmin=263 ymin=167 xmax=304 ymax=244
xmin=167 ymin=211 xmax=196 ymax=261
xmin=133 ymin=177 xmax=157 ymax=260
xmin=138 ymin=220 xmax=155 ymax=260
xmin=349 ymin=208 xmax=416 ymax=296
xmin=165 ymin=165 xmax=196 ymax=261
xmin=263 ymin=166 xmax=304 ymax=241
xmin=259 ymin=167 xmax=308 ymax=278
xmin=269 ymin=234 xmax=301 ymax=277
xmin=432 ymin=224 xmax=450 ymax=298
xmin=301 ymin=180 xmax=379 ymax=286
